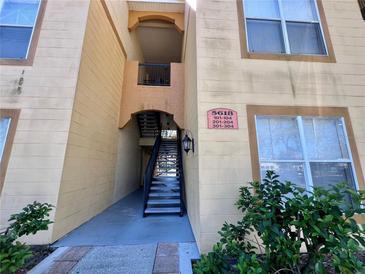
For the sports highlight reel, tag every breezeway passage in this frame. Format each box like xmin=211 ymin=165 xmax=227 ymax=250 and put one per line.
xmin=53 ymin=188 xmax=195 ymax=246
xmin=46 ymin=189 xmax=198 ymax=273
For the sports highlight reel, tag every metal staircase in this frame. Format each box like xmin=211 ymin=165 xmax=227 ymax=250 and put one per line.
xmin=143 ymin=136 xmax=185 ymax=216
xmin=137 ymin=112 xmax=160 ymax=137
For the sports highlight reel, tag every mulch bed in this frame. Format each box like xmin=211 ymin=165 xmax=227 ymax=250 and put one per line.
xmin=316 ymin=251 xmax=365 ymax=274
xmin=192 ymin=251 xmax=365 ymax=273
xmin=14 ymin=245 xmax=56 ymax=274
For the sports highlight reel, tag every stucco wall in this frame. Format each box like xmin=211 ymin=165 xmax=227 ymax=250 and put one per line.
xmin=113 ymin=117 xmax=141 ymax=203
xmin=196 ymin=0 xmax=365 ymax=252
xmin=52 ymin=0 xmax=126 ymax=241
xmin=119 ymin=61 xmax=185 ymax=128
xmin=104 ymin=0 xmax=144 ymax=61
xmin=0 ymin=0 xmax=90 ymax=244
xmin=183 ymin=4 xmax=201 ymax=248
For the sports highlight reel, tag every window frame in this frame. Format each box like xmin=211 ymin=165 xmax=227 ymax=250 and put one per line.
xmin=247 ymin=105 xmax=364 ymax=191
xmin=0 ymin=0 xmax=47 ymax=66
xmin=237 ymin=0 xmax=336 ymax=62
xmin=255 ymin=115 xmax=359 ymax=193
xmin=0 ymin=109 xmax=20 ymax=193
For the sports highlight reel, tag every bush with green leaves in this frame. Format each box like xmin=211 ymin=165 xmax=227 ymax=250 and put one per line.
xmin=193 ymin=171 xmax=365 ymax=274
xmin=0 ymin=201 xmax=53 ymax=274
xmin=193 ymin=243 xmax=231 ymax=274
xmin=235 ymin=254 xmax=264 ymax=274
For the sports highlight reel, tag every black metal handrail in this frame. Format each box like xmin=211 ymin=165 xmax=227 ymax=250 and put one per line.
xmin=177 ymin=131 xmax=186 ymax=216
xmin=138 ymin=63 xmax=171 ymax=86
xmin=143 ymin=134 xmax=161 ymax=216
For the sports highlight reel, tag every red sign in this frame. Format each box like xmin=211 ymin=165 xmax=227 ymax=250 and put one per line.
xmin=207 ymin=108 xmax=238 ymax=129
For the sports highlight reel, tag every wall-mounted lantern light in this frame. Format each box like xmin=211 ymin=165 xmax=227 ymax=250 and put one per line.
xmin=182 ymin=130 xmax=194 ymax=154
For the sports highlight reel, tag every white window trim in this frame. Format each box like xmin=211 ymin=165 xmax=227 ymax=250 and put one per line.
xmin=0 ymin=0 xmax=42 ymax=60
xmin=255 ymin=115 xmax=360 ymax=192
xmin=243 ymin=0 xmax=329 ymax=56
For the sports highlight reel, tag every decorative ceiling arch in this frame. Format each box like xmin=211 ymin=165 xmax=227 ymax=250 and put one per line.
xmin=128 ymin=11 xmax=184 ymax=33
xmin=121 ymin=108 xmax=183 ymax=129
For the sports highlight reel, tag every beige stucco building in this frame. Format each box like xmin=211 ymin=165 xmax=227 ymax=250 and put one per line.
xmin=1 ymin=0 xmax=365 ymax=253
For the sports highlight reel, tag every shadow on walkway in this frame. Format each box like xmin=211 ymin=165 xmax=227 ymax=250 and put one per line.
xmin=53 ymin=188 xmax=195 ymax=247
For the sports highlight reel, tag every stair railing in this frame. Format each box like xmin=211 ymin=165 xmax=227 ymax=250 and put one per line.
xmin=177 ymin=131 xmax=186 ymax=216
xmin=143 ymin=134 xmax=161 ymax=216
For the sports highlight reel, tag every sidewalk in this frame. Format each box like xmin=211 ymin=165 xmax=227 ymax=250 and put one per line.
xmin=29 ymin=242 xmax=199 ymax=274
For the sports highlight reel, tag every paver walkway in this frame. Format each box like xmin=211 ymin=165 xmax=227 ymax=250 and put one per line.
xmin=43 ymin=247 xmax=92 ymax=274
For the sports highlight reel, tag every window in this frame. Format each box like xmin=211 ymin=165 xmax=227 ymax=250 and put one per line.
xmin=0 ymin=117 xmax=11 ymax=159
xmin=247 ymin=106 xmax=364 ymax=199
xmin=256 ymin=115 xmax=358 ymax=193
xmin=0 ymin=109 xmax=20 ymax=193
xmin=0 ymin=0 xmax=45 ymax=64
xmin=237 ymin=0 xmax=335 ymax=62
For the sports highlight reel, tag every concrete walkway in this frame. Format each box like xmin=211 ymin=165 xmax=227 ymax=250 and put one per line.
xmin=53 ymin=188 xmax=195 ymax=246
xmin=70 ymin=244 xmax=157 ymax=274
xmin=35 ymin=188 xmax=200 ymax=273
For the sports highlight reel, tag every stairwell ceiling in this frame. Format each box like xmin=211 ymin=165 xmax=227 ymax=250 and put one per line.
xmin=136 ymin=20 xmax=183 ymax=63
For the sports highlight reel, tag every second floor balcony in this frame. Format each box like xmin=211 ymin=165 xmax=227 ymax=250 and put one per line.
xmin=119 ymin=3 xmax=185 ymax=128
xmin=119 ymin=61 xmax=184 ymax=129
xmin=138 ymin=63 xmax=171 ymax=86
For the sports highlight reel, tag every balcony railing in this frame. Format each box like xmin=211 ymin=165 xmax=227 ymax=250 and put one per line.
xmin=138 ymin=63 xmax=171 ymax=86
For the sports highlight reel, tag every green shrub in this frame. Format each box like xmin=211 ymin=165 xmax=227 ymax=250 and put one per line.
xmin=193 ymin=171 xmax=365 ymax=274
xmin=235 ymin=254 xmax=265 ymax=274
xmin=0 ymin=202 xmax=53 ymax=274
xmin=193 ymin=243 xmax=230 ymax=274
xmin=7 ymin=202 xmax=53 ymax=238
xmin=0 ymin=235 xmax=32 ymax=274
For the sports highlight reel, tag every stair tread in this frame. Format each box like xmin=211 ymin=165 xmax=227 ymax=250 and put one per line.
xmin=144 ymin=207 xmax=181 ymax=214
xmin=157 ymin=160 xmax=178 ymax=162
xmin=154 ymin=174 xmax=180 ymax=177
xmin=155 ymin=172 xmax=180 ymax=174
xmin=150 ymin=187 xmax=180 ymax=191
xmin=151 ymin=181 xmax=179 ymax=185
xmin=147 ymin=199 xmax=180 ymax=204
xmin=149 ymin=192 xmax=180 ymax=197
xmin=153 ymin=176 xmax=180 ymax=180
